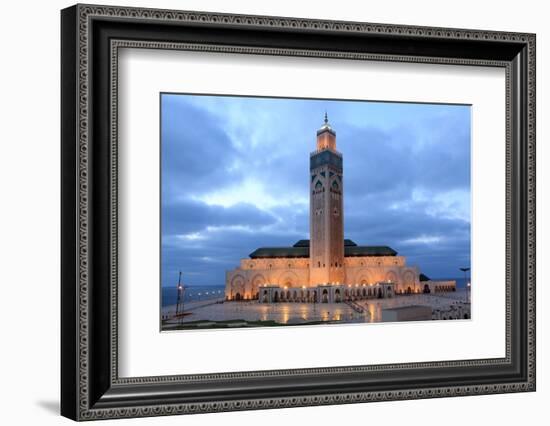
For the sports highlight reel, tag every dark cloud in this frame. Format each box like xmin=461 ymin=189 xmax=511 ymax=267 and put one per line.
xmin=161 ymin=96 xmax=241 ymax=200
xmin=339 ymin=119 xmax=470 ymax=200
xmin=162 ymin=199 xmax=278 ymax=236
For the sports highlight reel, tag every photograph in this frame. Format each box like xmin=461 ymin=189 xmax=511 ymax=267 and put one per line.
xmin=160 ymin=94 xmax=472 ymax=331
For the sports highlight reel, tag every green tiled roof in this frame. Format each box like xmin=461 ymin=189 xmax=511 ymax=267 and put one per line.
xmin=344 ymin=245 xmax=397 ymax=257
xmin=292 ymin=239 xmax=357 ymax=247
xmin=249 ymin=247 xmax=309 ymax=258
xmin=249 ymin=240 xmax=397 ymax=259
xmin=293 ymin=240 xmax=310 ymax=247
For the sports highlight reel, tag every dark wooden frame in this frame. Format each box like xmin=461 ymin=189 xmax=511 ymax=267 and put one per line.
xmin=61 ymin=4 xmax=536 ymax=421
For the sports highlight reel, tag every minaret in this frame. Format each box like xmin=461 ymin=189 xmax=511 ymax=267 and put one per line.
xmin=309 ymin=113 xmax=345 ymax=285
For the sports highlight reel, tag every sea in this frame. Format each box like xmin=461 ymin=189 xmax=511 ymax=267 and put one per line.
xmin=162 ymin=285 xmax=225 ymax=307
xmin=161 ymin=277 xmax=470 ymax=308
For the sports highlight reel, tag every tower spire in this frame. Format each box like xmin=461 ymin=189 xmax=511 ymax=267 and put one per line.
xmin=316 ymin=111 xmax=336 ymax=151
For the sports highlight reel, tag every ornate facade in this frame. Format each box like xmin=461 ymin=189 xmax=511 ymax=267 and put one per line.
xmin=225 ymin=114 xmax=455 ymax=302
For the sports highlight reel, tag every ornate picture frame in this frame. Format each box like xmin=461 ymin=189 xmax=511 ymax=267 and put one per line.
xmin=61 ymin=4 xmax=536 ymax=420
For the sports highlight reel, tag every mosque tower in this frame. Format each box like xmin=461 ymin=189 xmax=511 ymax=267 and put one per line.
xmin=309 ymin=113 xmax=345 ymax=285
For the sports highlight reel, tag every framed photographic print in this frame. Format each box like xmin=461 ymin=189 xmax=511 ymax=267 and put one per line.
xmin=61 ymin=4 xmax=536 ymax=421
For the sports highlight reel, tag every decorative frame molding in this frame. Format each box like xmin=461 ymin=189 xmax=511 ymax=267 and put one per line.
xmin=61 ymin=4 xmax=536 ymax=421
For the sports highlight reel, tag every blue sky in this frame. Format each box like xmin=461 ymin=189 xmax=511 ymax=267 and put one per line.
xmin=161 ymin=94 xmax=471 ymax=287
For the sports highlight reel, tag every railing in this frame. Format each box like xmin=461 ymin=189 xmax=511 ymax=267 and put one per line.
xmin=344 ymin=300 xmax=365 ymax=313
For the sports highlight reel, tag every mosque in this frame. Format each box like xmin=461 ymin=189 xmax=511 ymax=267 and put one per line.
xmin=225 ymin=114 xmax=456 ymax=303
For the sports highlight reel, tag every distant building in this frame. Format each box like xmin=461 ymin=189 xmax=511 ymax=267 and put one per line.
xmin=225 ymin=114 xmax=455 ymax=302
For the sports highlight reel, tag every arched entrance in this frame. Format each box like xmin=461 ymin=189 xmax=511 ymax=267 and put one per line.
xmin=251 ymin=274 xmax=266 ymax=300
xmin=230 ymin=275 xmax=245 ymax=301
xmin=335 ymin=288 xmax=341 ymax=303
xmin=423 ymin=284 xmax=431 ymax=294
xmin=278 ymin=271 xmax=299 ymax=288
xmin=385 ymin=271 xmax=398 ymax=283
xmin=322 ymin=289 xmax=329 ymax=303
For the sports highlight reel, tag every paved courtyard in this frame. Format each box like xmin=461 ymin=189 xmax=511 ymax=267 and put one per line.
xmin=162 ymin=290 xmax=470 ymax=328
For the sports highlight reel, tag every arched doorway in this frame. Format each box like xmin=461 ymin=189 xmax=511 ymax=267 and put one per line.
xmin=230 ymin=275 xmax=245 ymax=301
xmin=322 ymin=289 xmax=329 ymax=303
xmin=403 ymin=270 xmax=416 ymax=288
xmin=423 ymin=284 xmax=431 ymax=294
xmin=385 ymin=271 xmax=398 ymax=284
xmin=377 ymin=288 xmax=383 ymax=298
xmin=251 ymin=274 xmax=266 ymax=300
xmin=273 ymin=291 xmax=279 ymax=303
xmin=335 ymin=289 xmax=341 ymax=303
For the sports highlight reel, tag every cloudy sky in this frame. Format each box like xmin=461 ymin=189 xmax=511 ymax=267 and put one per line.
xmin=161 ymin=93 xmax=471 ymax=288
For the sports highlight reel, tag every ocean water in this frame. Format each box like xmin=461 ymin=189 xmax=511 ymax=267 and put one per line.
xmin=162 ymin=285 xmax=225 ymax=307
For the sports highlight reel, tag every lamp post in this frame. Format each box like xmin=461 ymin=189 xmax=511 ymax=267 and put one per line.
xmin=459 ymin=267 xmax=470 ymax=286
xmin=175 ymin=271 xmax=185 ymax=318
